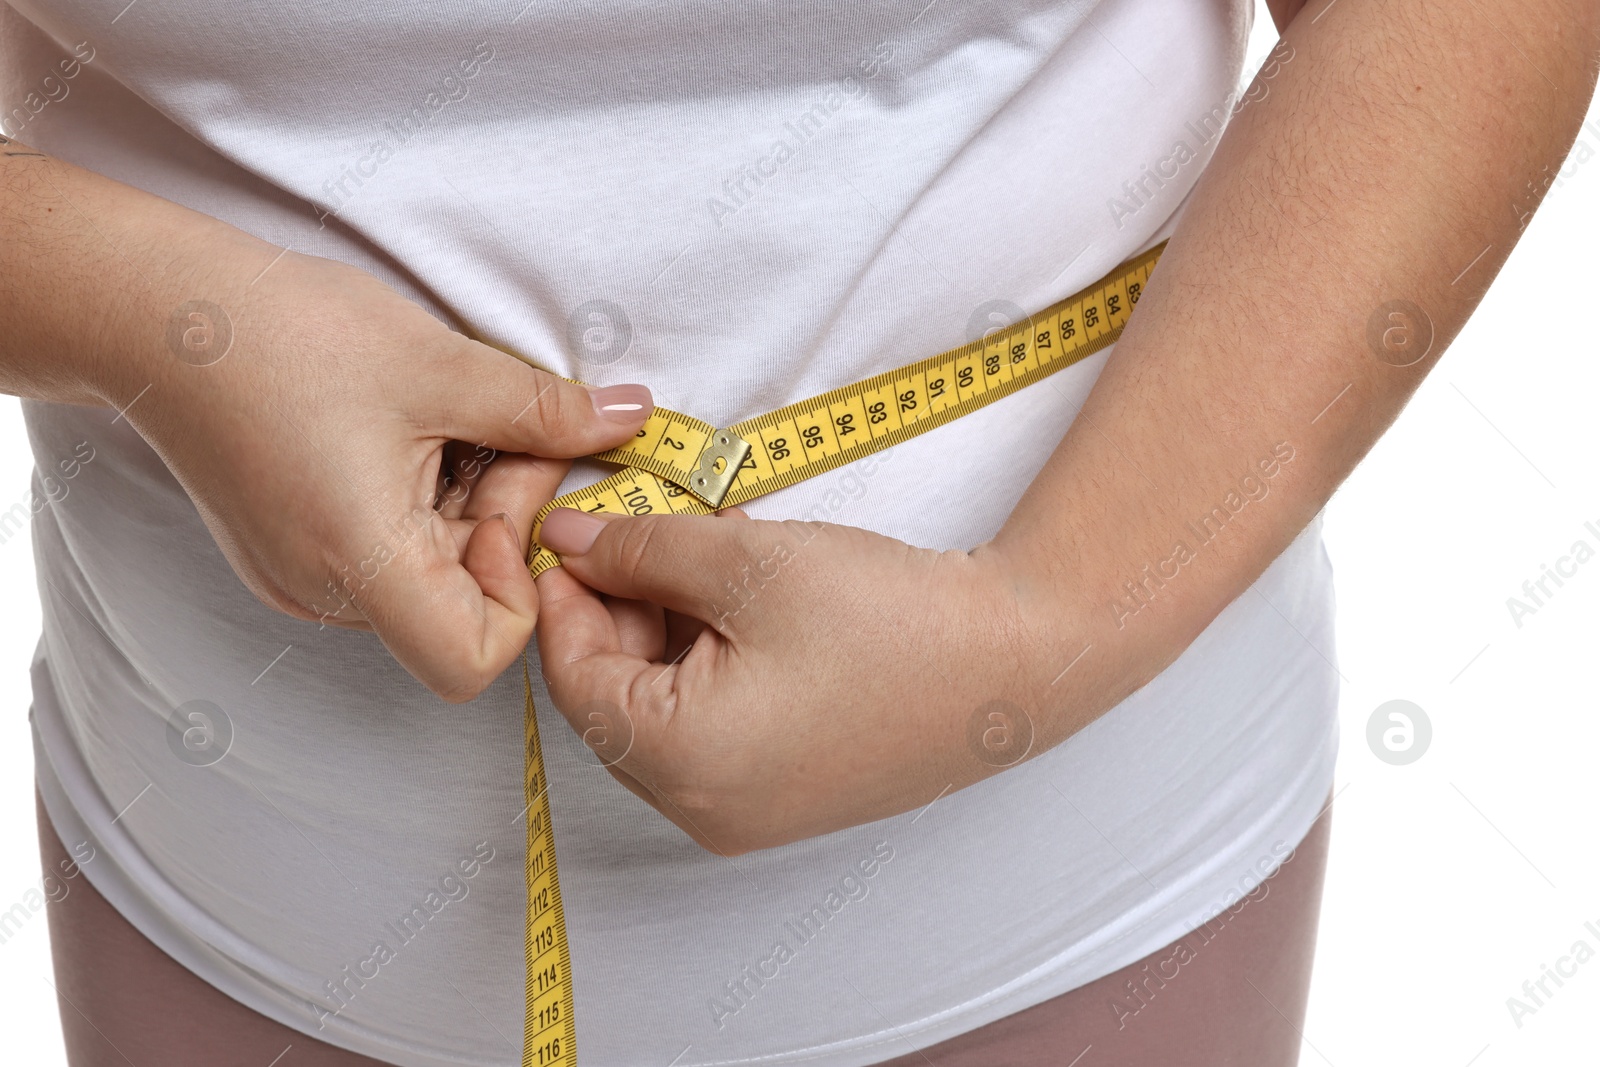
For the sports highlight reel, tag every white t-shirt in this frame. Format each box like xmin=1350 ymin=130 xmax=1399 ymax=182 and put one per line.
xmin=9 ymin=1 xmax=1339 ymax=1065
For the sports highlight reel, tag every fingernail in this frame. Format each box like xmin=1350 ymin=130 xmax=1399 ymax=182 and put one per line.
xmin=539 ymin=507 xmax=608 ymax=556
xmin=494 ymin=512 xmax=521 ymax=551
xmin=589 ymin=383 xmax=653 ymax=424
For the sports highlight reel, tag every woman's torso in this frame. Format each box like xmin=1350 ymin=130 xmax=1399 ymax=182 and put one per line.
xmin=7 ymin=2 xmax=1340 ymax=1065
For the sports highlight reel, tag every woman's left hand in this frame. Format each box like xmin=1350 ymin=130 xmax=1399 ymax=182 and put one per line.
xmin=533 ymin=507 xmax=1056 ymax=854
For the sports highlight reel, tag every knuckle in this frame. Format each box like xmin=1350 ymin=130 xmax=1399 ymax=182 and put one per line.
xmin=244 ymin=556 xmax=348 ymax=625
xmin=259 ymin=584 xmax=324 ymax=623
xmin=442 ymin=625 xmax=527 ymax=704
xmin=657 ymin=766 xmax=762 ymax=855
xmin=528 ymin=373 xmax=578 ymax=441
xmin=665 ymin=787 xmax=744 ymax=854
xmin=434 ymin=650 xmax=498 ymax=703
xmin=438 ymin=675 xmax=490 ymax=704
xmin=610 ymin=514 xmax=664 ymax=584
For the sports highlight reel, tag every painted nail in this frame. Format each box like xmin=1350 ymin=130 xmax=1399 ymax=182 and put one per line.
xmin=588 ymin=383 xmax=653 ymax=424
xmin=538 ymin=508 xmax=608 ymax=556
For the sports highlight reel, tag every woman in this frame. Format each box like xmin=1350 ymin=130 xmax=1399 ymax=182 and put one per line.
xmin=2 ymin=0 xmax=1592 ymax=1064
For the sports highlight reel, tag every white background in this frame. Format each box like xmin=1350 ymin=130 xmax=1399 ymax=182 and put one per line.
xmin=3 ymin=6 xmax=1598 ymax=1064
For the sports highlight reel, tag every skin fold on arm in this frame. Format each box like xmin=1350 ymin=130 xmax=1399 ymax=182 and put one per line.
xmin=531 ymin=0 xmax=1600 ymax=853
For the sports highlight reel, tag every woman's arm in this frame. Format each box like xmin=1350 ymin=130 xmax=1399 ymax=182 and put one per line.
xmin=0 ymin=140 xmax=652 ymax=699
xmin=995 ymin=0 xmax=1600 ymax=746
xmin=529 ymin=0 xmax=1599 ymax=853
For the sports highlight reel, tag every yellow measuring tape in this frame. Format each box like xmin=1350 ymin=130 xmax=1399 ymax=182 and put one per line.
xmin=517 ymin=241 xmax=1165 ymax=1065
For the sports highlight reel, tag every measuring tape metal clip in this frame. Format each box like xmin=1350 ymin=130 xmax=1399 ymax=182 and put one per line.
xmin=687 ymin=429 xmax=751 ymax=508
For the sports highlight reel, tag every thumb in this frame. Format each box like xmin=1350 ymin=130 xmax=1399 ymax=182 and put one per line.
xmin=537 ymin=507 xmax=796 ymax=627
xmin=424 ymin=335 xmax=653 ymax=458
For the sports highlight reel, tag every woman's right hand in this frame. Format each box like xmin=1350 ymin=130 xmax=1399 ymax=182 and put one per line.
xmin=1 ymin=143 xmax=651 ymax=701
